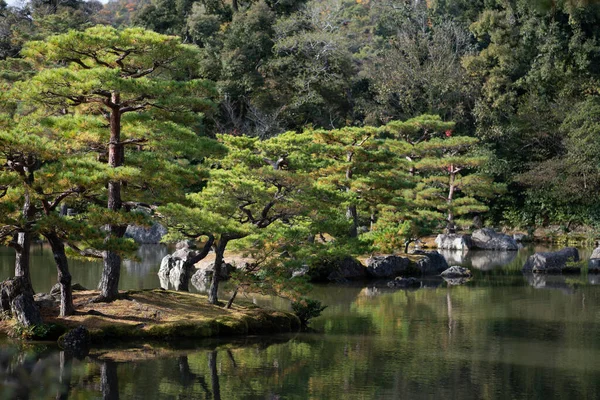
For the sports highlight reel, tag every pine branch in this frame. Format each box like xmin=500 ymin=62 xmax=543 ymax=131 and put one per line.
xmin=66 ymin=242 xmax=103 ymax=259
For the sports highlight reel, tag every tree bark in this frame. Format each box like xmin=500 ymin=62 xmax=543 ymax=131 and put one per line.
xmin=45 ymin=232 xmax=74 ymax=317
xmin=98 ymin=251 xmax=121 ymax=301
xmin=15 ymin=190 xmax=34 ymax=292
xmin=346 ymin=205 xmax=358 ymax=238
xmin=225 ymin=287 xmax=238 ymax=309
xmin=99 ymin=95 xmax=125 ymax=302
xmin=446 ymin=166 xmax=456 ymax=234
xmin=208 ymin=238 xmax=228 ymax=305
xmin=346 ymin=152 xmax=358 ymax=238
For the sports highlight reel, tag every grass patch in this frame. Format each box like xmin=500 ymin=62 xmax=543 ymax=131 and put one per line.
xmin=3 ymin=289 xmax=300 ymax=343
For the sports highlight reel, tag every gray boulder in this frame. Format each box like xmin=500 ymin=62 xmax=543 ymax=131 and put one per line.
xmin=0 ymin=277 xmax=42 ymax=327
xmin=589 ymin=247 xmax=600 ymax=273
xmin=441 ymin=266 xmax=472 ymax=278
xmin=158 ymin=243 xmax=203 ymax=291
xmin=291 ymin=265 xmax=309 ymax=279
xmin=471 ymin=228 xmax=518 ymax=250
xmin=34 ymin=293 xmax=58 ymax=309
xmin=522 ymin=247 xmax=580 ymax=274
xmin=412 ymin=250 xmax=449 ymax=275
xmin=513 ymin=233 xmax=530 ymax=242
xmin=168 ymin=260 xmax=193 ymax=291
xmin=191 ymin=262 xmax=235 ymax=288
xmin=387 ymin=277 xmax=421 ymax=289
xmin=327 ymin=257 xmax=368 ymax=281
xmin=309 ymin=256 xmax=368 ymax=282
xmin=366 ymin=256 xmax=410 ymax=278
xmin=12 ymin=294 xmax=43 ymax=327
xmin=435 ymin=234 xmax=472 ymax=250
xmin=49 ymin=283 xmax=87 ymax=300
xmin=124 ymin=223 xmax=167 ymax=244
xmin=159 ymin=255 xmax=193 ymax=291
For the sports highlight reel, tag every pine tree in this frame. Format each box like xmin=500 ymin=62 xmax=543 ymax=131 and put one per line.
xmin=414 ymin=135 xmax=500 ymax=232
xmin=159 ymin=133 xmax=313 ymax=305
xmin=15 ymin=26 xmax=221 ymax=302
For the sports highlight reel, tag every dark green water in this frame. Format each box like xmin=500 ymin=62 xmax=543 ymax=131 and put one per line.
xmin=1 ymin=245 xmax=600 ymax=399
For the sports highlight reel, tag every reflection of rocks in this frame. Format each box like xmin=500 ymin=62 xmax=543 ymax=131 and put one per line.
xmin=589 ymin=259 xmax=600 ymax=273
xmin=420 ymin=276 xmax=445 ymax=288
xmin=440 ymin=249 xmax=517 ymax=270
xmin=469 ymin=251 xmax=518 ymax=270
xmin=524 ymin=273 xmax=575 ymax=294
xmin=522 ymin=247 xmax=580 ymax=274
xmin=387 ymin=277 xmax=421 ymax=289
xmin=366 ymin=256 xmax=410 ymax=278
xmin=589 ymin=274 xmax=600 ymax=285
xmin=443 ymin=276 xmax=471 ymax=285
xmin=412 ymin=250 xmax=449 ymax=275
xmin=441 ymin=266 xmax=472 ymax=278
xmin=439 ymin=250 xmax=468 ymax=266
xmin=471 ymin=228 xmax=518 ymax=250
xmin=435 ymin=234 xmax=472 ymax=250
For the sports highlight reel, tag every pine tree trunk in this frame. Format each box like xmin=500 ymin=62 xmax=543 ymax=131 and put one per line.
xmin=99 ymin=96 xmax=125 ymax=302
xmin=15 ymin=191 xmax=34 ymax=292
xmin=14 ymin=231 xmax=32 ymax=289
xmin=98 ymin=251 xmax=121 ymax=301
xmin=226 ymin=287 xmax=239 ymax=309
xmin=345 ymin=153 xmax=358 ymax=238
xmin=446 ymin=166 xmax=456 ymax=234
xmin=45 ymin=233 xmax=74 ymax=317
xmin=208 ymin=238 xmax=228 ymax=305
xmin=347 ymin=205 xmax=358 ymax=238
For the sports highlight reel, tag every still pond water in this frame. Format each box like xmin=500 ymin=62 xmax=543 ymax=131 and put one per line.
xmin=2 ymin=245 xmax=600 ymax=399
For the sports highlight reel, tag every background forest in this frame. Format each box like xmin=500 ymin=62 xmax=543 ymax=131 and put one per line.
xmin=3 ymin=0 xmax=600 ymax=231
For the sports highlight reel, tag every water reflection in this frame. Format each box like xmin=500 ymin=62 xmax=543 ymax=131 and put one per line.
xmin=524 ymin=273 xmax=576 ymax=294
xmin=439 ymin=249 xmax=518 ymax=270
xmin=2 ymin=279 xmax=600 ymax=399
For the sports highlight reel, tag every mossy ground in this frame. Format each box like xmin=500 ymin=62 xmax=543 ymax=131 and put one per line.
xmin=0 ymin=289 xmax=301 ymax=342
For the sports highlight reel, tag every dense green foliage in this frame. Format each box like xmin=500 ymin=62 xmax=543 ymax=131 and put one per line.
xmin=3 ymin=0 xmax=600 ymax=305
